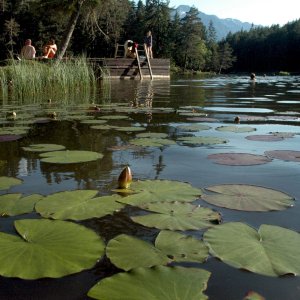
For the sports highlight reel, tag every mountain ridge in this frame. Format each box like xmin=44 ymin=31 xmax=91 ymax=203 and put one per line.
xmin=173 ymin=5 xmax=255 ymax=40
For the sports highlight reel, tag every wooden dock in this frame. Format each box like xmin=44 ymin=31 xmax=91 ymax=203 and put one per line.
xmin=89 ymin=58 xmax=170 ymax=80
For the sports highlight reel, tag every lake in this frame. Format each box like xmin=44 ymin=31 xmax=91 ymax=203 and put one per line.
xmin=0 ymin=75 xmax=300 ymax=300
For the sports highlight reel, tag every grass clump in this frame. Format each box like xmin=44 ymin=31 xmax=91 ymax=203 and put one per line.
xmin=0 ymin=57 xmax=98 ymax=103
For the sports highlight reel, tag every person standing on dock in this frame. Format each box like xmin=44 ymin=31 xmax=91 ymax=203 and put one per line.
xmin=20 ymin=39 xmax=36 ymax=59
xmin=144 ymin=30 xmax=153 ymax=59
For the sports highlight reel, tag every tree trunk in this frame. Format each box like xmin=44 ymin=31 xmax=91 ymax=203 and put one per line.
xmin=56 ymin=1 xmax=84 ymax=60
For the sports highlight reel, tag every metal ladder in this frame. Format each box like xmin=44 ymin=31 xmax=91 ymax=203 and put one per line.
xmin=114 ymin=43 xmax=153 ymax=80
xmin=135 ymin=44 xmax=153 ymax=80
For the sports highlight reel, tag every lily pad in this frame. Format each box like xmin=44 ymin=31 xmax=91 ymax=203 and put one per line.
xmin=203 ymin=222 xmax=300 ymax=277
xmin=246 ymin=135 xmax=284 ymax=142
xmin=0 ymin=134 xmax=23 ymax=142
xmin=88 ymin=266 xmax=211 ymax=300
xmin=0 ymin=194 xmax=43 ymax=216
xmin=177 ymin=136 xmax=228 ymax=146
xmin=22 ymin=144 xmax=66 ymax=152
xmin=80 ymin=119 xmax=107 ymax=125
xmin=155 ymin=230 xmax=209 ymax=263
xmin=90 ymin=124 xmax=117 ymax=130
xmin=0 ymin=219 xmax=105 ymax=279
xmin=106 ymin=234 xmax=170 ymax=271
xmin=118 ymin=180 xmax=202 ymax=206
xmin=244 ymin=291 xmax=265 ymax=300
xmin=114 ymin=126 xmax=146 ymax=132
xmin=35 ymin=190 xmax=124 ymax=220
xmin=131 ymin=201 xmax=221 ymax=231
xmin=135 ymin=132 xmax=168 ymax=139
xmin=39 ymin=150 xmax=103 ymax=164
xmin=0 ymin=176 xmax=23 ymax=190
xmin=202 ymin=184 xmax=294 ymax=211
xmin=269 ymin=132 xmax=296 ymax=138
xmin=176 ymin=124 xmax=211 ymax=132
xmin=99 ymin=115 xmax=131 ymax=120
xmin=207 ymin=153 xmax=272 ymax=166
xmin=129 ymin=137 xmax=176 ymax=147
xmin=187 ymin=117 xmax=219 ymax=122
xmin=0 ymin=126 xmax=30 ymax=136
xmin=216 ymin=126 xmax=256 ymax=133
xmin=265 ymin=150 xmax=300 ymax=162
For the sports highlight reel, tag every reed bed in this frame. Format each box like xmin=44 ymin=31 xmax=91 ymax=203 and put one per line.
xmin=0 ymin=57 xmax=99 ymax=104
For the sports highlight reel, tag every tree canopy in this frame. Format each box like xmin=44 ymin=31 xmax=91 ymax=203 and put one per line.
xmin=0 ymin=1 xmax=299 ymax=73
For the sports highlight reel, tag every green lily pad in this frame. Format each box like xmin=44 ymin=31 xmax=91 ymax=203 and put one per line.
xmin=135 ymin=132 xmax=168 ymax=139
xmin=0 ymin=219 xmax=105 ymax=279
xmin=203 ymin=222 xmax=300 ymax=277
xmin=35 ymin=190 xmax=124 ymax=220
xmin=39 ymin=150 xmax=103 ymax=164
xmin=80 ymin=119 xmax=107 ymax=125
xmin=88 ymin=265 xmax=211 ymax=300
xmin=129 ymin=137 xmax=176 ymax=147
xmin=118 ymin=180 xmax=202 ymax=206
xmin=132 ymin=201 xmax=221 ymax=231
xmin=202 ymin=184 xmax=294 ymax=211
xmin=176 ymin=124 xmax=211 ymax=132
xmin=22 ymin=144 xmax=66 ymax=152
xmin=0 ymin=193 xmax=43 ymax=216
xmin=114 ymin=126 xmax=146 ymax=132
xmin=99 ymin=115 xmax=131 ymax=120
xmin=207 ymin=153 xmax=272 ymax=166
xmin=0 ymin=176 xmax=23 ymax=190
xmin=90 ymin=124 xmax=117 ymax=130
xmin=106 ymin=234 xmax=170 ymax=271
xmin=216 ymin=126 xmax=256 ymax=133
xmin=0 ymin=127 xmax=29 ymax=136
xmin=179 ymin=112 xmax=207 ymax=117
xmin=177 ymin=136 xmax=228 ymax=146
xmin=155 ymin=230 xmax=209 ymax=263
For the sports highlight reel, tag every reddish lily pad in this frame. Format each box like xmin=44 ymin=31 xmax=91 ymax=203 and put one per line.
xmin=244 ymin=291 xmax=265 ymax=300
xmin=245 ymin=135 xmax=284 ymax=142
xmin=269 ymin=132 xmax=297 ymax=138
xmin=265 ymin=150 xmax=300 ymax=162
xmin=207 ymin=153 xmax=271 ymax=166
xmin=0 ymin=135 xmax=23 ymax=142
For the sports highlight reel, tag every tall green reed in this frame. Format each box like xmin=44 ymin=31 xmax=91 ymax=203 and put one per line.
xmin=0 ymin=57 xmax=102 ymax=104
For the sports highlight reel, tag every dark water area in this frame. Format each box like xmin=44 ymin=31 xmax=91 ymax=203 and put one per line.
xmin=0 ymin=75 xmax=300 ymax=299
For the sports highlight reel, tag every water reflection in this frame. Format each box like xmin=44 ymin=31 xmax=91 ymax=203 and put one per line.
xmin=1 ymin=75 xmax=300 ymax=300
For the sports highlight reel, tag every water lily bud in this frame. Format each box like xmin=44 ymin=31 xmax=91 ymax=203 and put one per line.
xmin=118 ymin=166 xmax=132 ymax=189
xmin=6 ymin=111 xmax=17 ymax=120
xmin=234 ymin=116 xmax=240 ymax=124
xmin=48 ymin=112 xmax=57 ymax=119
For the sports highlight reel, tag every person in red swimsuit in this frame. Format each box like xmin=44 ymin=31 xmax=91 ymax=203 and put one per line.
xmin=43 ymin=39 xmax=57 ymax=59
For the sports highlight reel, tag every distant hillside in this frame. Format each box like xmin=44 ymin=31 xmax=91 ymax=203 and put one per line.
xmin=172 ymin=5 xmax=255 ymax=40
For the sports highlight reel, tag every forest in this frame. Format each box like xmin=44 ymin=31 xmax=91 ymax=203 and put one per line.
xmin=1 ymin=0 xmax=300 ymax=73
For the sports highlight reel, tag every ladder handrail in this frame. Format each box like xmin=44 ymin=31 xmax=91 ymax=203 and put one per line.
xmin=143 ymin=44 xmax=153 ymax=80
xmin=135 ymin=48 xmax=143 ymax=80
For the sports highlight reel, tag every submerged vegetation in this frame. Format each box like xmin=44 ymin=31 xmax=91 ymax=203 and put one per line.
xmin=0 ymin=57 xmax=97 ymax=102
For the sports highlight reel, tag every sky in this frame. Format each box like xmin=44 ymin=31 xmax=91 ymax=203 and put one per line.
xmin=168 ymin=0 xmax=299 ymax=26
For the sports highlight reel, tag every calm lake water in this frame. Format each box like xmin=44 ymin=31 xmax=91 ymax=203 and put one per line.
xmin=0 ymin=75 xmax=300 ymax=299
